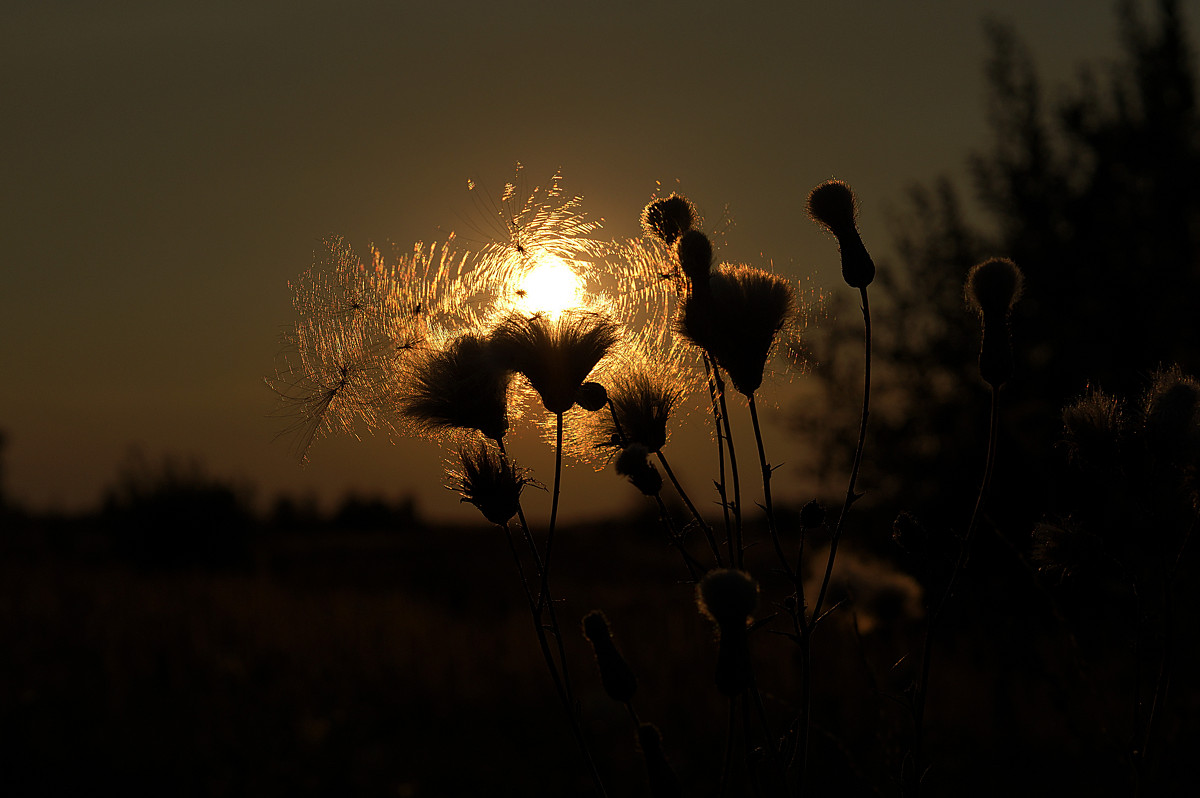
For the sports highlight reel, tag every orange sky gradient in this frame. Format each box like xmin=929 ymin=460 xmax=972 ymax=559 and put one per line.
xmin=3 ymin=1 xmax=1191 ymax=522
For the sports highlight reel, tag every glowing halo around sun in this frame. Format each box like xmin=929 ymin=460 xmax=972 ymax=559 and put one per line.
xmin=512 ymin=254 xmax=587 ymax=318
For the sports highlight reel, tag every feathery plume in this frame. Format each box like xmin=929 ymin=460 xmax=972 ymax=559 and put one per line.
xmin=397 ymin=334 xmax=512 ymax=442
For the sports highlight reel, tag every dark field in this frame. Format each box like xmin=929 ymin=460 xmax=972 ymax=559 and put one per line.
xmin=4 ymin=507 xmax=1193 ymax=797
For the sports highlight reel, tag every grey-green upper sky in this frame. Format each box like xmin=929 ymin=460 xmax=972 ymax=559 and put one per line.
xmin=2 ymin=1 xmax=1190 ymax=521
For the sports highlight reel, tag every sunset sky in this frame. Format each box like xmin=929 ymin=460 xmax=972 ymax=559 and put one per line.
xmin=3 ymin=1 xmax=1191 ymax=522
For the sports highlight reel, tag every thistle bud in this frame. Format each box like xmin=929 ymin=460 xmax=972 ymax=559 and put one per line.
xmin=799 ymin=499 xmax=826 ymax=528
xmin=581 ymin=610 xmax=638 ymax=703
xmin=637 ymin=723 xmax=683 ymax=798
xmin=964 ymin=258 xmax=1023 ymax=388
xmin=616 ymin=444 xmax=663 ymax=495
xmin=447 ymin=444 xmax=531 ymax=526
xmin=676 ymin=229 xmax=713 ymax=284
xmin=1143 ymin=367 xmax=1200 ymax=465
xmin=641 ymin=193 xmax=697 ymax=246
xmin=1062 ymin=388 xmax=1125 ymax=469
xmin=696 ymin=568 xmax=758 ymax=696
xmin=576 ymin=381 xmax=608 ymax=412
xmin=807 ymin=180 xmax=875 ymax=288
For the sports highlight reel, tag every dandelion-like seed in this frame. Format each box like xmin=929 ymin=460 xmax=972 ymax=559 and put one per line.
xmin=448 ymin=443 xmax=533 ymax=526
xmin=397 ymin=334 xmax=512 ymax=442
xmin=678 ymin=265 xmax=796 ymax=396
xmin=489 ymin=310 xmax=620 ymax=414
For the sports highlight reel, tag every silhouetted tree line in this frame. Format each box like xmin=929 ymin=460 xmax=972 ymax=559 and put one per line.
xmin=806 ymin=0 xmax=1200 ymax=533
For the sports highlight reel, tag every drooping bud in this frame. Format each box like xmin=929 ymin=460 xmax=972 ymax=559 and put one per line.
xmin=799 ymin=499 xmax=826 ymax=528
xmin=676 ymin=230 xmax=713 ymax=285
xmin=696 ymin=568 xmax=758 ymax=696
xmin=581 ymin=610 xmax=638 ymax=703
xmin=637 ymin=723 xmax=683 ymax=798
xmin=807 ymin=180 xmax=875 ymax=289
xmin=616 ymin=444 xmax=663 ymax=495
xmin=641 ymin=193 xmax=697 ymax=246
xmin=964 ymin=258 xmax=1023 ymax=388
xmin=575 ymin=381 xmax=609 ymax=412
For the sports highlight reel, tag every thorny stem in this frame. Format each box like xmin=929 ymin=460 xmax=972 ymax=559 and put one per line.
xmin=749 ymin=393 xmax=794 ymax=582
xmin=909 ymin=383 xmax=1000 ymax=798
xmin=606 ymin=400 xmax=703 ymax=578
xmin=704 ymin=354 xmax=735 ymax=563
xmin=658 ymin=450 xmax=724 ymax=567
xmin=812 ymin=286 xmax=872 ymax=622
xmin=501 ymin=521 xmax=607 ymax=796
xmin=711 ymin=364 xmax=744 ymax=568
xmin=795 ymin=286 xmax=871 ymax=796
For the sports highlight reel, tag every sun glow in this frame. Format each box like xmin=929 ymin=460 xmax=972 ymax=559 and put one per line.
xmin=514 ymin=255 xmax=586 ymax=318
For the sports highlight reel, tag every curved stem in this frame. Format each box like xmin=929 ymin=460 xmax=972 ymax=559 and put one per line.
xmin=910 ymin=384 xmax=1000 ymax=797
xmin=812 ymin=286 xmax=872 ymax=622
xmin=658 ymin=450 xmax=723 ymax=567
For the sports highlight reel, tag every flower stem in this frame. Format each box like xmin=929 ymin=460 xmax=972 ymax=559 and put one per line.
xmin=658 ymin=450 xmax=724 ymax=567
xmin=749 ymin=393 xmax=793 ymax=582
xmin=909 ymin=383 xmax=1000 ymax=798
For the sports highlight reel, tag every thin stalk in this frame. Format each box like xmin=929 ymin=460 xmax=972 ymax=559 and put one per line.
xmin=710 ymin=364 xmax=744 ymax=567
xmin=812 ymin=286 xmax=872 ymax=622
xmin=658 ymin=450 xmax=724 ymax=567
xmin=704 ymin=354 xmax=735 ymax=561
xmin=536 ymin=412 xmax=565 ymax=615
xmin=653 ymin=493 xmax=701 ymax=580
xmin=909 ymin=384 xmax=1000 ymax=798
xmin=502 ymin=522 xmax=607 ymax=796
xmin=749 ymin=393 xmax=794 ymax=582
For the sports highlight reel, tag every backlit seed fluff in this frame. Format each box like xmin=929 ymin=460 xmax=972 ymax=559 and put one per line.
xmin=696 ymin=568 xmax=759 ymax=626
xmin=965 ymin=258 xmax=1024 ymax=318
xmin=448 ymin=444 xmax=531 ymax=526
xmin=641 ymin=193 xmax=697 ymax=246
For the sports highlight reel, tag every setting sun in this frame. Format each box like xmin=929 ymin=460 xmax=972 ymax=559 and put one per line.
xmin=513 ymin=255 xmax=585 ymax=317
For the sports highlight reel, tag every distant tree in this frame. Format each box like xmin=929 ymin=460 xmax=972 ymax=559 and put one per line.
xmin=808 ymin=0 xmax=1200 ymax=530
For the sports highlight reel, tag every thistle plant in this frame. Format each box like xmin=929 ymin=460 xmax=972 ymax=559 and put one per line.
xmin=266 ymin=172 xmax=1035 ymax=796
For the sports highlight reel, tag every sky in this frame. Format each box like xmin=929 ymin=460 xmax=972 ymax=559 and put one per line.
xmin=2 ymin=1 xmax=1193 ymax=522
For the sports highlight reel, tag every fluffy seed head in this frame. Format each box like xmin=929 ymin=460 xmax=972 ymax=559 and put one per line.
xmin=641 ymin=193 xmax=697 ymax=246
xmin=806 ymin=180 xmax=858 ymax=237
xmin=1143 ymin=367 xmax=1200 ymax=464
xmin=398 ymin=334 xmax=511 ymax=441
xmin=448 ymin=443 xmax=532 ymax=525
xmin=678 ymin=265 xmax=795 ymax=395
xmin=604 ymin=370 xmax=684 ymax=453
xmin=696 ymin=568 xmax=759 ymax=627
xmin=965 ymin=258 xmax=1024 ymax=318
xmin=1062 ymin=388 xmax=1125 ymax=468
xmin=488 ymin=310 xmax=620 ymax=414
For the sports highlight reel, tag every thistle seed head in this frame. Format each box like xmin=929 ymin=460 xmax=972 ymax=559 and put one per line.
xmin=397 ymin=334 xmax=511 ymax=442
xmin=489 ymin=310 xmax=620 ymax=415
xmin=965 ymin=258 xmax=1024 ymax=318
xmin=678 ymin=265 xmax=795 ymax=395
xmin=448 ymin=443 xmax=532 ymax=526
xmin=1062 ymin=388 xmax=1126 ymax=469
xmin=604 ymin=370 xmax=684 ymax=453
xmin=696 ymin=568 xmax=759 ymax=628
xmin=1143 ymin=366 xmax=1200 ymax=465
xmin=641 ymin=193 xmax=697 ymax=246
